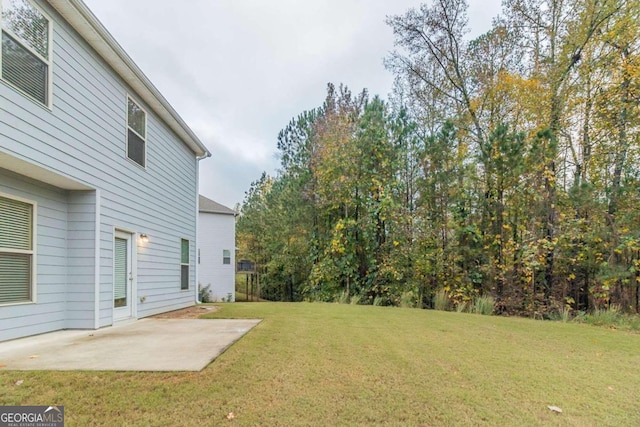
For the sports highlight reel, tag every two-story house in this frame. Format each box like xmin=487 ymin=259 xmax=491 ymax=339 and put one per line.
xmin=198 ymin=195 xmax=236 ymax=302
xmin=0 ymin=0 xmax=211 ymax=342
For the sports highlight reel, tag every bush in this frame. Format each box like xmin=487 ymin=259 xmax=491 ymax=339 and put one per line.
xmin=199 ymin=283 xmax=212 ymax=303
xmin=350 ymin=294 xmax=362 ymax=305
xmin=373 ymin=296 xmax=384 ymax=306
xmin=433 ymin=289 xmax=450 ymax=311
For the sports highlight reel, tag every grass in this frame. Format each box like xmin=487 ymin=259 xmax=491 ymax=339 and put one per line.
xmin=581 ymin=305 xmax=640 ymax=330
xmin=2 ymin=303 xmax=640 ymax=426
xmin=472 ymin=295 xmax=495 ymax=315
xmin=433 ymin=289 xmax=450 ymax=311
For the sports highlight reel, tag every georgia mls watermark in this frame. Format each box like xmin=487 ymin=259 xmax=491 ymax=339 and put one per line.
xmin=0 ymin=406 xmax=64 ymax=427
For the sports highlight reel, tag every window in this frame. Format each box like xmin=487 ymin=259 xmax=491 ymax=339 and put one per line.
xmin=1 ymin=0 xmax=51 ymax=106
xmin=180 ymin=239 xmax=189 ymax=290
xmin=223 ymin=249 xmax=230 ymax=265
xmin=127 ymin=96 xmax=146 ymax=167
xmin=0 ymin=194 xmax=35 ymax=304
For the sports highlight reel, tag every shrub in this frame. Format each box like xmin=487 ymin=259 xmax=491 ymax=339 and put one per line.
xmin=433 ymin=289 xmax=450 ymax=311
xmin=350 ymin=294 xmax=362 ymax=305
xmin=373 ymin=296 xmax=384 ymax=306
xmin=199 ymin=283 xmax=212 ymax=303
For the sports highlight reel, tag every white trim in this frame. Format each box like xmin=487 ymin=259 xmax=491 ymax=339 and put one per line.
xmin=0 ymin=248 xmax=32 ymax=254
xmin=195 ymin=158 xmax=200 ymax=303
xmin=0 ymin=0 xmax=53 ymax=109
xmin=126 ymin=94 xmax=147 ymax=169
xmin=0 ymin=190 xmax=37 ymax=305
xmin=113 ymin=228 xmax=136 ymax=322
xmin=180 ymin=237 xmax=190 ymax=291
xmin=93 ymin=189 xmax=101 ymax=329
xmin=131 ymin=232 xmax=138 ymax=318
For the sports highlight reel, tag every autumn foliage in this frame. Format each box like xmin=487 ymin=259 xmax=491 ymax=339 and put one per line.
xmin=237 ymin=0 xmax=640 ymax=317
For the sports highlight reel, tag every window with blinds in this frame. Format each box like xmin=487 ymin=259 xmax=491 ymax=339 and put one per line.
xmin=1 ymin=0 xmax=51 ymax=106
xmin=127 ymin=97 xmax=146 ymax=167
xmin=180 ymin=239 xmax=189 ymax=290
xmin=114 ymin=237 xmax=127 ymax=307
xmin=0 ymin=194 xmax=35 ymax=304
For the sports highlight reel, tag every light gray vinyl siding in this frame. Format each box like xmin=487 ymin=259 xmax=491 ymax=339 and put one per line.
xmin=0 ymin=0 xmax=199 ymax=339
xmin=0 ymin=170 xmax=67 ymax=342
xmin=65 ymin=191 xmax=96 ymax=329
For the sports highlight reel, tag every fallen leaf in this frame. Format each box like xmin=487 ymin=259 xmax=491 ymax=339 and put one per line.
xmin=15 ymin=380 xmax=23 ymax=386
xmin=548 ymin=405 xmax=563 ymax=414
xmin=607 ymin=386 xmax=614 ymax=391
xmin=29 ymin=355 xmax=39 ymax=359
xmin=226 ymin=412 xmax=235 ymax=420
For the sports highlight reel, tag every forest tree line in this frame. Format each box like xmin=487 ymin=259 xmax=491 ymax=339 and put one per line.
xmin=237 ymin=0 xmax=640 ymax=315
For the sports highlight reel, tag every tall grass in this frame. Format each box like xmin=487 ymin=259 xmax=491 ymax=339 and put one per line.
xmin=399 ymin=291 xmax=416 ymax=308
xmin=336 ymin=290 xmax=350 ymax=304
xmin=473 ymin=295 xmax=495 ymax=315
xmin=456 ymin=301 xmax=468 ymax=313
xmin=550 ymin=304 xmax=640 ymax=331
xmin=587 ymin=305 xmax=622 ymax=325
xmin=433 ymin=289 xmax=450 ymax=311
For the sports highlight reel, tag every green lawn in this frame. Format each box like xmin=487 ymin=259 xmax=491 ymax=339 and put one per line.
xmin=1 ymin=303 xmax=640 ymax=426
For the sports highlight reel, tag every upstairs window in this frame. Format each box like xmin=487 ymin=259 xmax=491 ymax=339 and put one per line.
xmin=0 ymin=194 xmax=35 ymax=305
xmin=1 ymin=0 xmax=51 ymax=106
xmin=127 ymin=96 xmax=146 ymax=167
xmin=223 ymin=249 xmax=231 ymax=265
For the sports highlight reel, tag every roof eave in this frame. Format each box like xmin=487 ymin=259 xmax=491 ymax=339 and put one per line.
xmin=200 ymin=209 xmax=236 ymax=216
xmin=48 ymin=0 xmax=211 ymax=158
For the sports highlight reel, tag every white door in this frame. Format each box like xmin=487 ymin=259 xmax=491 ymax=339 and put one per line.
xmin=113 ymin=231 xmax=133 ymax=321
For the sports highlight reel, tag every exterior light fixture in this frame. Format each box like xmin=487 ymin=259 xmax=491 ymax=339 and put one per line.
xmin=140 ymin=234 xmax=149 ymax=243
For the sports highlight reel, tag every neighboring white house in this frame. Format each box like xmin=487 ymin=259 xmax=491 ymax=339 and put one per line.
xmin=198 ymin=195 xmax=236 ymax=302
xmin=0 ymin=0 xmax=211 ymax=342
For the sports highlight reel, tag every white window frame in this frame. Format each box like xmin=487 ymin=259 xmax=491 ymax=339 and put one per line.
xmin=126 ymin=95 xmax=147 ymax=169
xmin=0 ymin=191 xmax=37 ymax=306
xmin=180 ymin=238 xmax=189 ymax=290
xmin=0 ymin=0 xmax=53 ymax=109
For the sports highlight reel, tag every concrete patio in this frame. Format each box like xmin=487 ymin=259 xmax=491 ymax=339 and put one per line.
xmin=0 ymin=318 xmax=261 ymax=371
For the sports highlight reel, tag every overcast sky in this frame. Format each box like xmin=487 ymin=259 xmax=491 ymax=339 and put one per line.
xmin=83 ymin=0 xmax=502 ymax=209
